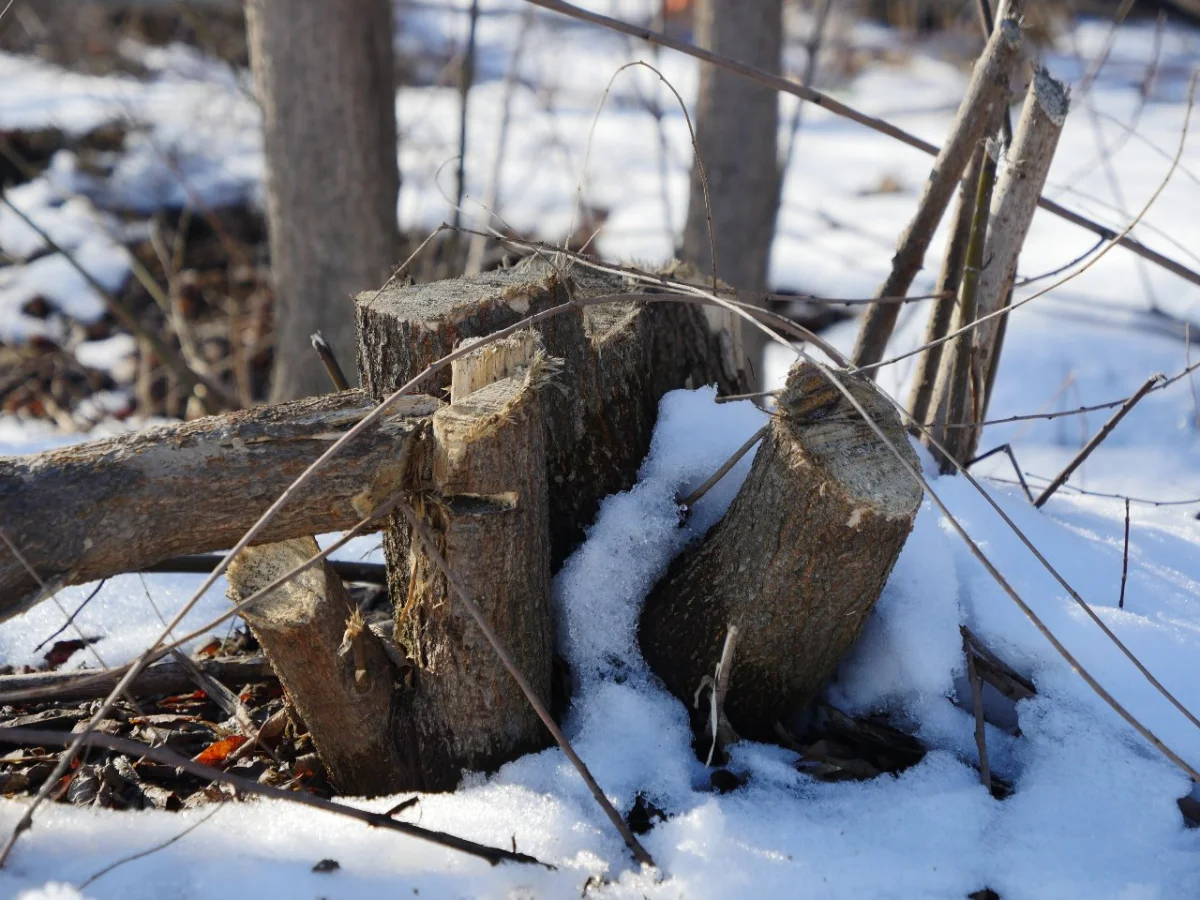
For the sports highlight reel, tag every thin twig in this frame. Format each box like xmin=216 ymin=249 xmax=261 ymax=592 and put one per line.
xmin=398 ymin=500 xmax=655 ymax=868
xmin=967 ymin=443 xmax=1033 ymax=503
xmin=310 ymin=332 xmax=351 ymax=392
xmin=1034 ymin=374 xmax=1165 ymax=508
xmin=453 ymin=0 xmax=481 ymax=234
xmin=0 ymin=727 xmax=549 ymax=869
xmin=965 ymin=646 xmax=992 ymax=792
xmin=1120 ymin=498 xmax=1131 ymax=610
xmin=80 ymin=802 xmax=223 ymax=889
xmin=32 ymin=579 xmax=107 ymax=654
xmin=680 ymin=425 xmax=769 ymax=509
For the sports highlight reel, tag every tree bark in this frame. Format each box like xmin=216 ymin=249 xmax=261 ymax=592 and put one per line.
xmin=393 ymin=335 xmax=554 ymax=790
xmin=0 ymin=391 xmax=436 ymax=621
xmin=640 ymin=361 xmax=922 ymax=742
xmin=227 ymin=536 xmax=413 ymax=796
xmin=247 ymin=0 xmax=400 ymax=402
xmin=680 ymin=0 xmax=783 ymax=392
xmin=356 ymin=256 xmax=737 ymax=567
xmin=924 ymin=69 xmax=1068 ymax=468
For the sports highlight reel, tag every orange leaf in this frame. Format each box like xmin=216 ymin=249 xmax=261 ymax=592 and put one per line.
xmin=192 ymin=735 xmax=248 ymax=767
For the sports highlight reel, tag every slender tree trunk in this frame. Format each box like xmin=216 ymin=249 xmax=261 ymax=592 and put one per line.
xmin=247 ymin=0 xmax=400 ymax=402
xmin=681 ymin=0 xmax=783 ymax=392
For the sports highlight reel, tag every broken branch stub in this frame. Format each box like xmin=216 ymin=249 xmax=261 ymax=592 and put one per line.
xmin=639 ymin=361 xmax=922 ymax=741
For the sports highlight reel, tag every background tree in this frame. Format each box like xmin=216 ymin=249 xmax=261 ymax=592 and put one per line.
xmin=681 ymin=0 xmax=784 ymax=392
xmin=247 ymin=0 xmax=400 ymax=402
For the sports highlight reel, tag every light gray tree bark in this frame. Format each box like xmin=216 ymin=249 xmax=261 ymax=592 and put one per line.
xmin=681 ymin=0 xmax=783 ymax=392
xmin=247 ymin=0 xmax=400 ymax=402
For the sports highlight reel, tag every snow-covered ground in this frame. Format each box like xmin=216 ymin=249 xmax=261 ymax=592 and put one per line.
xmin=1 ymin=1 xmax=1200 ymax=897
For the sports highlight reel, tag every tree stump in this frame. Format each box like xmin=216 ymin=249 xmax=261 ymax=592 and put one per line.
xmin=357 ymin=256 xmax=738 ymax=567
xmin=639 ymin=361 xmax=923 ymax=744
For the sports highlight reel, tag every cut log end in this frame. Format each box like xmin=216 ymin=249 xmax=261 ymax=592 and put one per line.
xmin=640 ymin=361 xmax=922 ymax=744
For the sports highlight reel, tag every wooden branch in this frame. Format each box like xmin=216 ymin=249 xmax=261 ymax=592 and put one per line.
xmin=640 ymin=361 xmax=922 ymax=739
xmin=851 ymin=16 xmax=1022 ymax=370
xmin=907 ymin=136 xmax=995 ymax=426
xmin=0 ymin=656 xmax=274 ymax=704
xmin=1033 ymin=374 xmax=1164 ymax=508
xmin=0 ymin=390 xmax=437 ymax=621
xmin=964 ymin=69 xmax=1070 ymax=456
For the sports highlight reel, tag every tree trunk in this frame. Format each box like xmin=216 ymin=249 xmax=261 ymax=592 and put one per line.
xmin=247 ymin=0 xmax=399 ymax=402
xmin=640 ymin=361 xmax=922 ymax=743
xmin=0 ymin=391 xmax=436 ymax=621
xmin=681 ymin=0 xmax=783 ymax=392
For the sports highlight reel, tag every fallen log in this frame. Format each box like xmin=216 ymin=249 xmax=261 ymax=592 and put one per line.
xmin=0 ymin=391 xmax=438 ymax=621
xmin=0 ymin=656 xmax=275 ymax=705
xmin=639 ymin=361 xmax=923 ymax=743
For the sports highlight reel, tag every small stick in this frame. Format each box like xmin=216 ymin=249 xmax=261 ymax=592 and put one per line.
xmin=398 ymin=500 xmax=655 ymax=868
xmin=967 ymin=443 xmax=1033 ymax=503
xmin=1120 ymin=498 xmax=1131 ymax=610
xmin=680 ymin=425 xmax=769 ymax=509
xmin=1034 ymin=374 xmax=1164 ymax=508
xmin=695 ymin=624 xmax=741 ymax=767
xmin=0 ymin=727 xmax=550 ymax=869
xmin=310 ymin=332 xmax=350 ymax=392
xmin=965 ymin=644 xmax=992 ymax=792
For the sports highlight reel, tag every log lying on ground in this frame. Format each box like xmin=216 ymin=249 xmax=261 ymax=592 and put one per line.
xmin=639 ymin=362 xmax=923 ymax=742
xmin=357 ymin=256 xmax=739 ymax=566
xmin=0 ymin=656 xmax=275 ymax=705
xmin=0 ymin=391 xmax=438 ymax=622
xmin=227 ymin=536 xmax=412 ymax=796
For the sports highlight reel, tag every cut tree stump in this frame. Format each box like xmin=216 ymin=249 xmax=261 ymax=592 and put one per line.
xmin=0 ymin=391 xmax=437 ymax=621
xmin=224 ymin=333 xmax=555 ymax=794
xmin=357 ymin=256 xmax=739 ymax=567
xmin=639 ymin=361 xmax=923 ymax=743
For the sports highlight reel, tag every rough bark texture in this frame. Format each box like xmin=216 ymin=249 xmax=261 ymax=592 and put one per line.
xmin=356 ymin=256 xmax=737 ymax=567
xmin=0 ymin=391 xmax=436 ymax=621
xmin=907 ymin=139 xmax=991 ymax=429
xmin=850 ymin=14 xmax=1022 ymax=371
xmin=247 ymin=0 xmax=400 ymax=402
xmin=681 ymin=0 xmax=783 ymax=392
xmin=924 ymin=69 xmax=1068 ymax=467
xmin=393 ymin=350 xmax=553 ymax=790
xmin=640 ymin=361 xmax=922 ymax=741
xmin=227 ymin=537 xmax=412 ymax=796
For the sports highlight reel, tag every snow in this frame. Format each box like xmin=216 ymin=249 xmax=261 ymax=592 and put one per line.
xmin=1 ymin=1 xmax=1200 ymax=897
